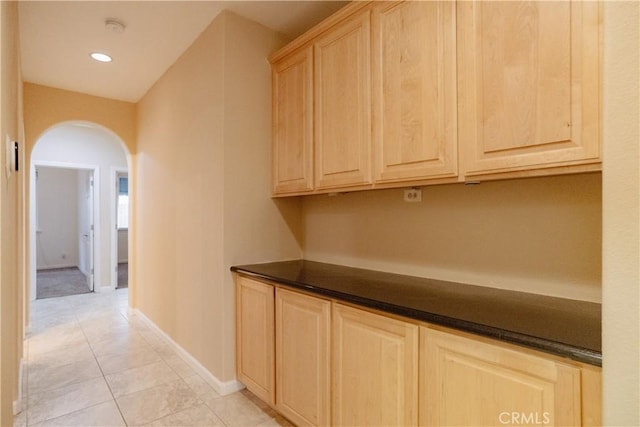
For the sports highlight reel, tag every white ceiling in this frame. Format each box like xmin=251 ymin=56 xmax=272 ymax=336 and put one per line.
xmin=19 ymin=1 xmax=346 ymax=103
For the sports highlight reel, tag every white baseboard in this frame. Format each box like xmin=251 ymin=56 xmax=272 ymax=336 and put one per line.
xmin=133 ymin=309 xmax=244 ymax=396
xmin=13 ymin=358 xmax=25 ymax=415
xmin=13 ymin=397 xmax=22 ymax=415
xmin=36 ymin=263 xmax=77 ymax=271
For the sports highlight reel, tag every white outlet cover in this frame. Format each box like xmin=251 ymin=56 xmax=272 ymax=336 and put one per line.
xmin=404 ymin=188 xmax=422 ymax=202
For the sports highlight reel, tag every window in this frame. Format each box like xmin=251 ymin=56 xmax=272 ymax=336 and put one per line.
xmin=117 ymin=175 xmax=128 ymax=229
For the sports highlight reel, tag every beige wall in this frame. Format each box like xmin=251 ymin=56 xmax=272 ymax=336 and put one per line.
xmin=303 ymin=173 xmax=602 ymax=302
xmin=136 ymin=11 xmax=299 ymax=387
xmin=23 ymin=83 xmax=135 ymax=155
xmin=602 ymin=1 xmax=639 ymax=424
xmin=136 ymin=10 xmax=226 ymax=387
xmin=0 ymin=1 xmax=24 ymax=424
xmin=221 ymin=12 xmax=303 ymax=381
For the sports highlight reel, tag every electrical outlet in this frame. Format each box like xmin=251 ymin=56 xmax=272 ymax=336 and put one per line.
xmin=404 ymin=188 xmax=422 ymax=202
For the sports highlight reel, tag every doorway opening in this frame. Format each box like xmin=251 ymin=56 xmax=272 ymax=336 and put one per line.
xmin=29 ymin=122 xmax=130 ymax=301
xmin=114 ymin=169 xmax=129 ymax=288
xmin=34 ymin=165 xmax=96 ymax=299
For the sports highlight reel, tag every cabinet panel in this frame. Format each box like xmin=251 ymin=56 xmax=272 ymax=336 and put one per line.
xmin=581 ymin=365 xmax=602 ymax=426
xmin=372 ymin=1 xmax=457 ymax=183
xmin=420 ymin=327 xmax=581 ymax=427
xmin=458 ymin=0 xmax=601 ymax=175
xmin=333 ymin=303 xmax=418 ymax=426
xmin=235 ymin=276 xmax=274 ymax=405
xmin=272 ymin=46 xmax=314 ymax=195
xmin=276 ymin=288 xmax=330 ymax=426
xmin=314 ymin=11 xmax=372 ymax=190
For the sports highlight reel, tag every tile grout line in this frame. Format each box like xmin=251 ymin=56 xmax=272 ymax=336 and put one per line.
xmin=106 ymin=290 xmax=204 ymax=426
xmin=23 ymin=297 xmax=77 ymax=427
xmin=24 ymin=291 xmax=273 ymax=427
xmin=123 ymin=307 xmax=269 ymax=426
xmin=73 ymin=294 xmax=130 ymax=427
xmin=26 ymin=296 xmax=114 ymax=425
xmin=120 ymin=306 xmax=232 ymax=426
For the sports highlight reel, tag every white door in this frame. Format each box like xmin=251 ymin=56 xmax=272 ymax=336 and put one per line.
xmin=78 ymin=170 xmax=95 ymax=291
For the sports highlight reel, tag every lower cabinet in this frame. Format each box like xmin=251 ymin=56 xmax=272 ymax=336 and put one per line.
xmin=580 ymin=365 xmax=603 ymax=427
xmin=332 ymin=303 xmax=418 ymax=426
xmin=235 ymin=275 xmax=275 ymax=405
xmin=420 ymin=327 xmax=582 ymax=427
xmin=276 ymin=288 xmax=331 ymax=426
xmin=235 ymin=275 xmax=601 ymax=427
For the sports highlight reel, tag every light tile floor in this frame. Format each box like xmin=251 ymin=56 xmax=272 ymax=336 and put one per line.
xmin=15 ymin=289 xmax=292 ymax=427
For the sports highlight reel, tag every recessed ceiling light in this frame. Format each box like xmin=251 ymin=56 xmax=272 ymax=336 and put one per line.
xmin=90 ymin=52 xmax=112 ymax=63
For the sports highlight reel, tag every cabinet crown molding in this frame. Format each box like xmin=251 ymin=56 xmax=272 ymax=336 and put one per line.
xmin=269 ymin=1 xmax=372 ymax=63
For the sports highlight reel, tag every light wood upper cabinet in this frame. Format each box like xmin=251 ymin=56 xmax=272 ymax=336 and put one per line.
xmin=372 ymin=1 xmax=458 ymax=184
xmin=420 ymin=327 xmax=582 ymax=427
xmin=235 ymin=276 xmax=275 ymax=405
xmin=458 ymin=0 xmax=601 ymax=176
xmin=332 ymin=303 xmax=418 ymax=427
xmin=272 ymin=46 xmax=314 ymax=195
xmin=270 ymin=0 xmax=602 ymax=195
xmin=275 ymin=288 xmax=331 ymax=427
xmin=314 ymin=11 xmax=372 ymax=190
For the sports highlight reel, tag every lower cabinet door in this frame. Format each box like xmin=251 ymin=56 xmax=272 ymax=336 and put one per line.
xmin=276 ymin=288 xmax=330 ymax=426
xmin=235 ymin=276 xmax=275 ymax=405
xmin=332 ymin=303 xmax=418 ymax=426
xmin=420 ymin=327 xmax=581 ymax=427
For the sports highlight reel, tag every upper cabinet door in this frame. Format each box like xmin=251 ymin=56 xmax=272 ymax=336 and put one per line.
xmin=458 ymin=1 xmax=601 ymax=176
xmin=372 ymin=1 xmax=458 ymax=184
xmin=272 ymin=46 xmax=314 ymax=195
xmin=314 ymin=11 xmax=372 ymax=190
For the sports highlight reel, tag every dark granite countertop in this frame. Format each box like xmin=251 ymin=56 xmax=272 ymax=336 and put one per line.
xmin=231 ymin=260 xmax=601 ymax=366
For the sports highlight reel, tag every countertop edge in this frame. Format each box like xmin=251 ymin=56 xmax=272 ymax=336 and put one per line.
xmin=231 ymin=266 xmax=602 ymax=367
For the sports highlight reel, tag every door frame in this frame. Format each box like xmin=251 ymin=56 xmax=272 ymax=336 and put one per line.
xmin=30 ymin=160 xmax=100 ymax=301
xmin=78 ymin=169 xmax=95 ymax=291
xmin=110 ymin=167 xmax=129 ymax=289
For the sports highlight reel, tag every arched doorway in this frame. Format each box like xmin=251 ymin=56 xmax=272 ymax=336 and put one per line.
xmin=29 ymin=121 xmax=131 ymax=300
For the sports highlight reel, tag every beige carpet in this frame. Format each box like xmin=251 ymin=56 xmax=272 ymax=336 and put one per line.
xmin=37 ymin=267 xmax=91 ymax=299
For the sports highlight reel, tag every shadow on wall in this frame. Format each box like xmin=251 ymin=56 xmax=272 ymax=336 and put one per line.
xmin=273 ymin=197 xmax=304 ymax=248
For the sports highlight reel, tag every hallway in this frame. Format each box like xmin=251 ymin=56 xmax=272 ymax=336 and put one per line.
xmin=17 ymin=290 xmax=290 ymax=426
